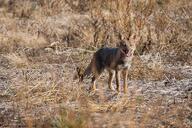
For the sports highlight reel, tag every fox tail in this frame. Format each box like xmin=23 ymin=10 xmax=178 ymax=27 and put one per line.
xmin=76 ymin=62 xmax=92 ymax=82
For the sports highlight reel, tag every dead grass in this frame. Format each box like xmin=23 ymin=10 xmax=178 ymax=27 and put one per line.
xmin=3 ymin=53 xmax=29 ymax=68
xmin=0 ymin=65 xmax=191 ymax=127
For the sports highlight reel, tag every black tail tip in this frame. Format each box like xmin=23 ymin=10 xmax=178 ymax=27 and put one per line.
xmin=76 ymin=66 xmax=84 ymax=82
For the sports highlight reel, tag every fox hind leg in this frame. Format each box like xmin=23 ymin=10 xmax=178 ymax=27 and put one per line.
xmin=90 ymin=54 xmax=104 ymax=91
xmin=91 ymin=72 xmax=102 ymax=91
xmin=91 ymin=66 xmax=104 ymax=91
xmin=91 ymin=76 xmax=97 ymax=91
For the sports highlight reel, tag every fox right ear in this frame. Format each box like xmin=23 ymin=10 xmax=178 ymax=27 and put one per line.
xmin=117 ymin=33 xmax=124 ymax=47
xmin=118 ymin=33 xmax=125 ymax=40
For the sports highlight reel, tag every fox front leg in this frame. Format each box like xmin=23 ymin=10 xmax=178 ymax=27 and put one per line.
xmin=115 ymin=70 xmax=121 ymax=92
xmin=122 ymin=68 xmax=128 ymax=93
xmin=108 ymin=70 xmax=115 ymax=91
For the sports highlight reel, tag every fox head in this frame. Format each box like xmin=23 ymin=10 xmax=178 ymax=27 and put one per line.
xmin=117 ymin=40 xmax=136 ymax=57
xmin=117 ymin=33 xmax=136 ymax=57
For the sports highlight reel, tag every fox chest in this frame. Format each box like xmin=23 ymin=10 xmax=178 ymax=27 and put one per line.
xmin=116 ymin=57 xmax=133 ymax=70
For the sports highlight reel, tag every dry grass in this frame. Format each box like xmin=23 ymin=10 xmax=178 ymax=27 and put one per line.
xmin=0 ymin=0 xmax=191 ymax=128
xmin=1 ymin=66 xmax=191 ymax=127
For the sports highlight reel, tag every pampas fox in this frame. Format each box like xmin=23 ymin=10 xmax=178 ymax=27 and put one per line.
xmin=77 ymin=39 xmax=136 ymax=93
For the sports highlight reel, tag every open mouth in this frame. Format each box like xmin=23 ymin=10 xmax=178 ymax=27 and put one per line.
xmin=121 ymin=49 xmax=132 ymax=57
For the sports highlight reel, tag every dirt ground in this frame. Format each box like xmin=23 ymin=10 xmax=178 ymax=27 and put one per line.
xmin=0 ymin=52 xmax=191 ymax=127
